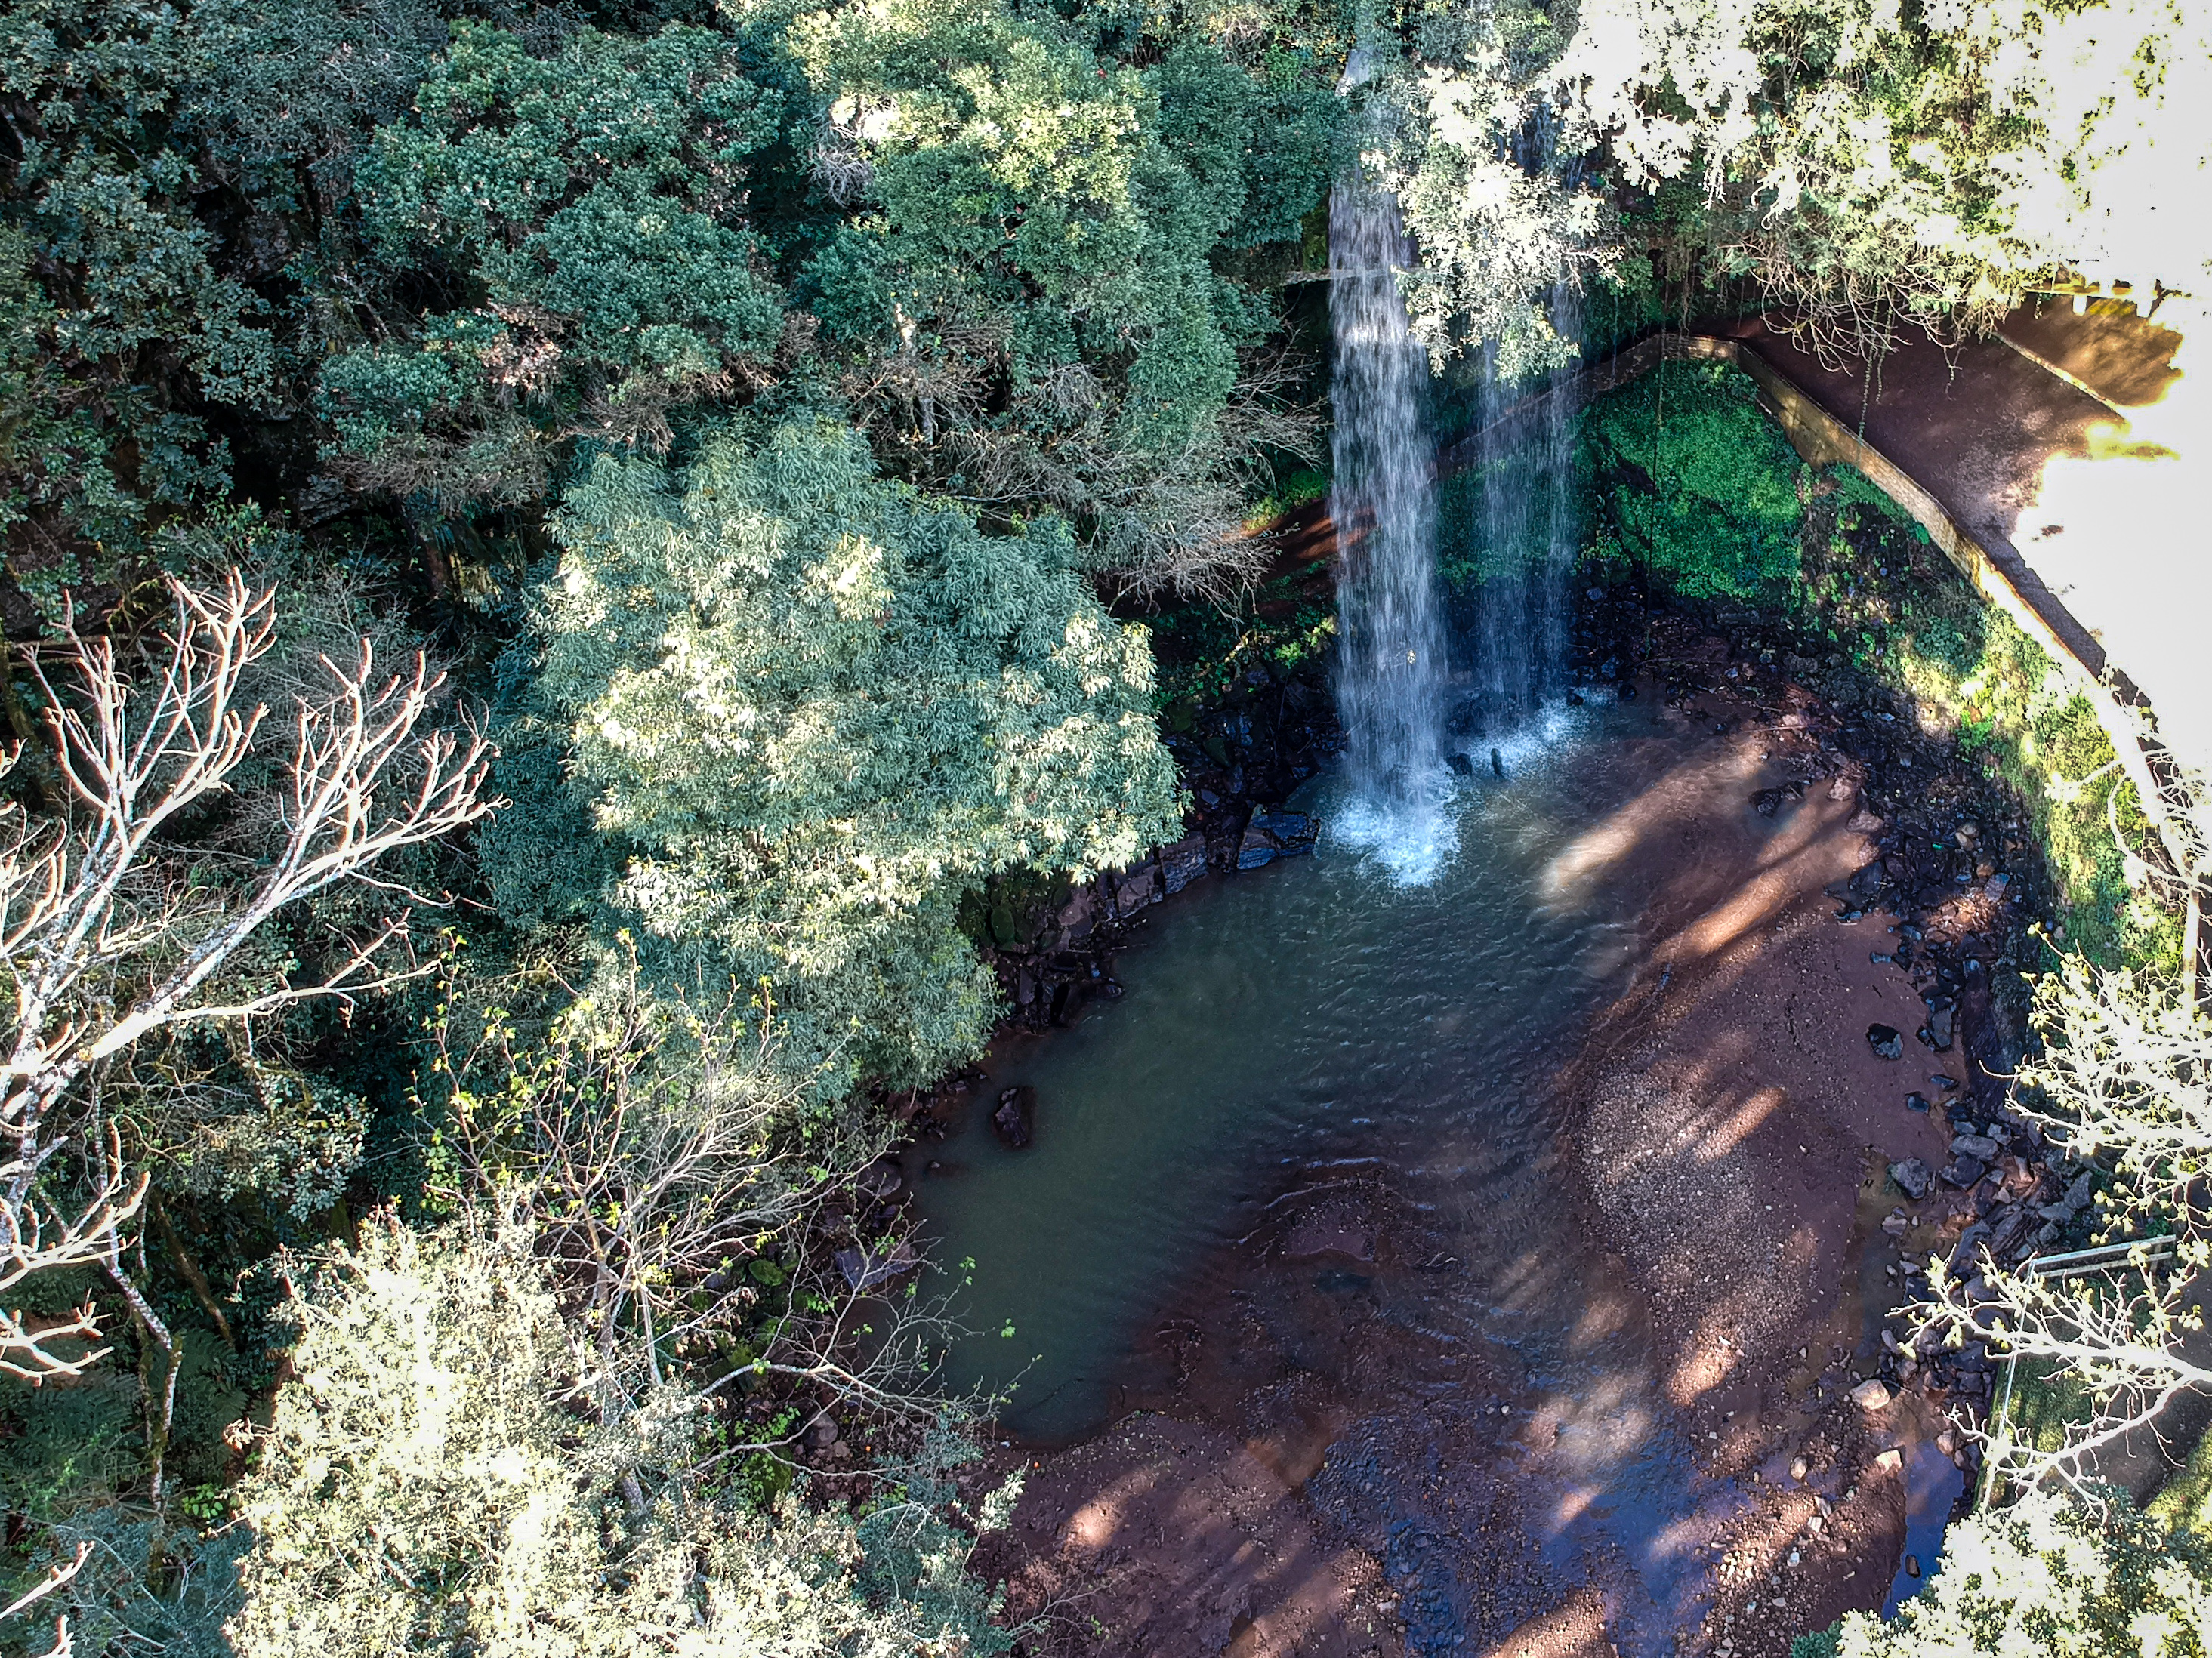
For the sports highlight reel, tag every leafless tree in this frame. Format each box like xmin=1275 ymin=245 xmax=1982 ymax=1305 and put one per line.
xmin=436 ymin=975 xmax=970 ymax=1488
xmin=1911 ymin=944 xmax=2212 ymax=1499
xmin=1 ymin=572 xmax=495 ymax=1507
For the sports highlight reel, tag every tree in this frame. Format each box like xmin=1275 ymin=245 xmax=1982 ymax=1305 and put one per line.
xmin=1 ymin=573 xmax=492 ymax=1505
xmin=215 ymin=1204 xmax=1019 ymax=1658
xmin=431 ymin=973 xmax=963 ymax=1453
xmin=1371 ymin=0 xmax=2210 ymax=370
xmin=1795 ymin=1486 xmax=2212 ymax=1656
xmin=319 ymin=18 xmax=796 ymax=510
xmin=791 ymin=0 xmax=1337 ymax=595
xmin=483 ymin=414 xmax=1180 ymax=1096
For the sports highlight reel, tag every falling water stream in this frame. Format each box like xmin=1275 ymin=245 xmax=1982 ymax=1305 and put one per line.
xmin=1463 ymin=275 xmax=1585 ymax=717
xmin=1325 ymin=179 xmax=1454 ymax=883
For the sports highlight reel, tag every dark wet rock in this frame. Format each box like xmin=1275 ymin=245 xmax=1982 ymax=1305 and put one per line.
xmin=1237 ymin=809 xmax=1316 ymax=871
xmin=1112 ymin=863 xmax=1161 ymax=914
xmin=1871 ymin=950 xmax=1893 ymax=964
xmin=1284 ymin=1203 xmax=1376 ymax=1262
xmin=1988 ymin=1203 xmax=2040 ymax=1259
xmin=1056 ymin=884 xmax=1099 ymax=941
xmin=1490 ymin=747 xmax=1504 ymax=777
xmin=1951 ymin=1133 xmax=2001 ymax=1163
xmin=1237 ymin=824 xmax=1279 ymax=870
xmin=835 ymin=1241 xmax=917 ymax=1292
xmin=1160 ymin=834 xmax=1209 ymax=894
xmin=1929 ymin=1074 xmax=1960 ymax=1092
xmin=1445 ymin=752 xmax=1475 ymax=776
xmin=1905 ymin=1092 xmax=1931 ymax=1113
xmin=1942 ymin=1153 xmax=1988 ymax=1188
xmin=1868 ymin=1024 xmax=1905 ymax=1060
xmin=1946 ymin=1220 xmax=1994 ymax=1271
xmin=857 ymin=1160 xmax=904 ymax=1199
xmin=1890 ymin=1159 xmax=1935 ymax=1200
xmin=992 ymin=1086 xmax=1037 ymax=1148
xmin=1919 ymin=999 xmax=1957 ymax=1052
xmin=1847 ymin=861 xmax=1886 ymax=901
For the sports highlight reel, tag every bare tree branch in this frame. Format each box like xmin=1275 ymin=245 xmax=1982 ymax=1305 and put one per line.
xmin=0 ymin=572 xmax=496 ymax=1452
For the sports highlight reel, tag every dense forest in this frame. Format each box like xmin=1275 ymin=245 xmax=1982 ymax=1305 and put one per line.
xmin=1 ymin=0 xmax=2206 ymax=1653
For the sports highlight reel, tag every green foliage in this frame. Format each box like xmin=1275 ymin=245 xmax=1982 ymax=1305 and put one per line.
xmin=1581 ymin=368 xmax=2179 ymax=970
xmin=11 ymin=1509 xmax=246 ymax=1658
xmin=1809 ymin=1489 xmax=2212 ymax=1656
xmin=0 ymin=1 xmax=279 ymax=611
xmin=484 ymin=414 xmax=1180 ymax=1093
xmin=791 ymin=0 xmax=1340 ymax=593
xmin=1140 ymin=566 xmax=1337 ymax=707
xmin=1800 ymin=486 xmax=2174 ymax=970
xmin=1378 ymin=0 xmax=2197 ymax=366
xmin=217 ymin=1209 xmax=1017 ymax=1658
xmin=323 ymin=20 xmax=795 ymax=508
xmin=1579 ymin=360 xmax=1805 ymax=601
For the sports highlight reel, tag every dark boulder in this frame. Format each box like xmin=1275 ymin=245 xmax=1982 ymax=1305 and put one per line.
xmin=1890 ymin=1158 xmax=1935 ymax=1200
xmin=1942 ymin=1152 xmax=1987 ymax=1188
xmin=1160 ymin=834 xmax=1209 ymax=894
xmin=992 ymin=1085 xmax=1037 ymax=1148
xmin=835 ymin=1242 xmax=918 ymax=1292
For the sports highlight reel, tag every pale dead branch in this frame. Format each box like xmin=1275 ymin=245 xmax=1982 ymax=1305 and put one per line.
xmin=0 ymin=572 xmax=496 ymax=1501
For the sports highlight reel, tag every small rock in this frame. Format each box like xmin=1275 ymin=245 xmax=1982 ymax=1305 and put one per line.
xmin=857 ymin=1160 xmax=903 ymax=1199
xmin=1160 ymin=834 xmax=1209 ymax=894
xmin=1905 ymin=1555 xmax=1921 ymax=1579
xmin=834 ymin=1242 xmax=918 ymax=1292
xmin=992 ymin=1086 xmax=1038 ymax=1148
xmin=1929 ymin=1074 xmax=1960 ymax=1092
xmin=1942 ymin=1153 xmax=1988 ymax=1188
xmin=1112 ymin=864 xmax=1161 ymax=914
xmin=1881 ymin=1213 xmax=1909 ymax=1235
xmin=1905 ymin=1091 xmax=1930 ymax=1112
xmin=1850 ymin=1379 xmax=1893 ymax=1410
xmin=1868 ymin=1024 xmax=1905 ymax=1060
xmin=1951 ymin=1133 xmax=2001 ymax=1162
xmin=1875 ymin=1448 xmax=1903 ymax=1472
xmin=1445 ymin=752 xmax=1475 ymax=777
xmin=1790 ymin=1456 xmax=1809 ymax=1481
xmin=1889 ymin=1158 xmax=1935 ymax=1200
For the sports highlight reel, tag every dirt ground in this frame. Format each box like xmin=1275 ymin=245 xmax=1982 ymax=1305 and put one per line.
xmin=963 ymin=656 xmax=1993 ymax=1658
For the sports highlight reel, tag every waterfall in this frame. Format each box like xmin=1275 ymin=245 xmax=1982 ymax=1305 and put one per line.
xmin=1463 ymin=277 xmax=1584 ymax=720
xmin=1327 ymin=179 xmax=1453 ymax=883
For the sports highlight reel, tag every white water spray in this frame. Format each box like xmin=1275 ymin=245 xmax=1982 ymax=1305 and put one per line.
xmin=1327 ymin=178 xmax=1454 ymax=883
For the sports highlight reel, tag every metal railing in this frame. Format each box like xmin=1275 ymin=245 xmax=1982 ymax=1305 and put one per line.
xmin=1979 ymin=1234 xmax=2180 ymax=1505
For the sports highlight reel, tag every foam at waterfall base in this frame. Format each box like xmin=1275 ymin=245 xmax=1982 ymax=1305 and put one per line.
xmin=1329 ymin=783 xmax=1460 ymax=887
xmin=1327 ymin=698 xmax=1597 ymax=888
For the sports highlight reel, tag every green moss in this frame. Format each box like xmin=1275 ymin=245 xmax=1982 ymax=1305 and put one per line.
xmin=1798 ymin=488 xmax=2175 ymax=973
xmin=1579 ymin=359 xmax=1806 ymax=600
xmin=1242 ymin=467 xmax=1331 ymax=532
